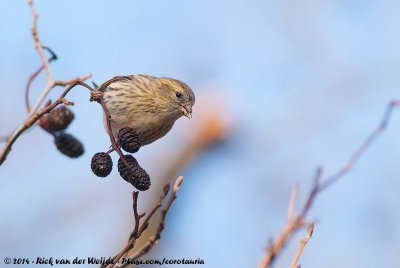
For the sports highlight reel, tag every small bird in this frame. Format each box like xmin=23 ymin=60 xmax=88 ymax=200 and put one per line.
xmin=97 ymin=74 xmax=195 ymax=145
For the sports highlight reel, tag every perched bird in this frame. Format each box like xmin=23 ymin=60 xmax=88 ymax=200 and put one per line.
xmin=97 ymin=75 xmax=195 ymax=145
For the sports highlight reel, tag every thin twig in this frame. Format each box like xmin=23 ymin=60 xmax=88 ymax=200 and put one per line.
xmin=109 ymin=192 xmax=146 ymax=267
xmin=104 ymin=188 xmax=169 ymax=268
xmin=0 ymin=76 xmax=91 ymax=165
xmin=0 ymin=0 xmax=92 ymax=165
xmin=131 ymin=192 xmax=145 ymax=239
xmin=256 ymin=215 xmax=305 ymax=268
xmin=127 ymin=192 xmax=146 ymax=245
xmin=71 ymin=81 xmax=130 ymax=168
xmin=28 ymin=0 xmax=54 ymax=115
xmin=257 ymin=169 xmax=321 ymax=268
xmin=25 ymin=47 xmax=58 ymax=113
xmin=287 ymin=182 xmax=299 ymax=221
xmin=100 ymin=100 xmax=127 ymax=165
xmin=105 ymin=177 xmax=183 ymax=268
xmin=127 ymin=176 xmax=183 ymax=262
xmin=319 ymin=100 xmax=399 ymax=191
xmin=87 ymin=89 xmax=130 ymax=168
xmin=28 ymin=0 xmax=51 ymax=80
xmin=106 ymin=148 xmax=115 ymax=154
xmin=257 ymin=100 xmax=399 ymax=268
xmin=290 ymin=223 xmax=314 ymax=268
xmin=301 ymin=168 xmax=321 ymax=218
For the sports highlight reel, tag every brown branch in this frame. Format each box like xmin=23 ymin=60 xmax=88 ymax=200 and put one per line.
xmin=98 ymin=97 xmax=130 ymax=168
xmin=287 ymin=182 xmax=299 ymax=221
xmin=127 ymin=176 xmax=183 ymax=262
xmin=257 ymin=216 xmax=305 ymax=268
xmin=103 ymin=177 xmax=183 ymax=268
xmin=257 ymin=100 xmax=399 ymax=268
xmin=3 ymin=0 xmax=129 ymax=168
xmin=87 ymin=89 xmax=130 ymax=169
xmin=28 ymin=0 xmax=51 ymax=81
xmin=0 ymin=76 xmax=91 ymax=165
xmin=72 ymin=81 xmax=130 ymax=168
xmin=301 ymin=167 xmax=321 ymax=218
xmin=290 ymin=223 xmax=314 ymax=268
xmin=125 ymin=192 xmax=146 ymax=252
xmin=257 ymin=169 xmax=321 ymax=268
xmin=28 ymin=0 xmax=55 ymax=115
xmin=0 ymin=0 xmax=93 ymax=165
xmin=130 ymin=192 xmax=145 ymax=240
xmin=102 ymin=184 xmax=169 ymax=268
xmin=319 ymin=100 xmax=399 ymax=191
xmin=25 ymin=47 xmax=58 ymax=113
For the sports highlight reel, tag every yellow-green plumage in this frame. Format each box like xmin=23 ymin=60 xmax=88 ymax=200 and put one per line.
xmin=98 ymin=75 xmax=195 ymax=145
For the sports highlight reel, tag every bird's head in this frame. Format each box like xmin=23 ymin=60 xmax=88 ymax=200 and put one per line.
xmin=153 ymin=77 xmax=195 ymax=119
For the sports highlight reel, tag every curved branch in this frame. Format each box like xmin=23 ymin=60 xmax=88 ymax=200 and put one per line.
xmin=0 ymin=75 xmax=91 ymax=165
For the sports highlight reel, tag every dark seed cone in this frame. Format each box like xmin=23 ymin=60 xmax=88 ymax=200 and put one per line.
xmin=117 ymin=155 xmax=151 ymax=191
xmin=91 ymin=152 xmax=113 ymax=177
xmin=134 ymin=169 xmax=151 ymax=191
xmin=39 ymin=106 xmax=74 ymax=133
xmin=118 ymin=127 xmax=140 ymax=153
xmin=54 ymin=132 xmax=84 ymax=158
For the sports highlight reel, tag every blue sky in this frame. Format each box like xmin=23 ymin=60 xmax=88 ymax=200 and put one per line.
xmin=1 ymin=1 xmax=400 ymax=267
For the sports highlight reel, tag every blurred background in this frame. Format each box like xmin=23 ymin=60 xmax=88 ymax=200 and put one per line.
xmin=1 ymin=1 xmax=400 ymax=267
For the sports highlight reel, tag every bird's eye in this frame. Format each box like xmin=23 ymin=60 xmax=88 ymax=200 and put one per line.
xmin=175 ymin=92 xmax=182 ymax=98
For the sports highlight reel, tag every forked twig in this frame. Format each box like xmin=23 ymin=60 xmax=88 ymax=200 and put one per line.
xmin=25 ymin=46 xmax=57 ymax=113
xmin=257 ymin=100 xmax=399 ymax=268
xmin=319 ymin=100 xmax=399 ymax=191
xmin=290 ymin=223 xmax=314 ymax=268
xmin=0 ymin=77 xmax=90 ymax=165
xmin=0 ymin=0 xmax=91 ymax=165
xmin=103 ymin=177 xmax=183 ymax=268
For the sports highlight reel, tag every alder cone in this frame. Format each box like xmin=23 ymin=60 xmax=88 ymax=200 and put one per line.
xmin=54 ymin=132 xmax=84 ymax=158
xmin=117 ymin=154 xmax=150 ymax=191
xmin=118 ymin=127 xmax=140 ymax=153
xmin=39 ymin=106 xmax=74 ymax=133
xmin=91 ymin=152 xmax=112 ymax=177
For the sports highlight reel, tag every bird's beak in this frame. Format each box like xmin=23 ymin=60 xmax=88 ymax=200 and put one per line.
xmin=180 ymin=105 xmax=192 ymax=119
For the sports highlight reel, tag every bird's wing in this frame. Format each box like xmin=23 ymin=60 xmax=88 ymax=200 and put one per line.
xmin=97 ymin=76 xmax=135 ymax=92
xmin=97 ymin=75 xmax=158 ymax=93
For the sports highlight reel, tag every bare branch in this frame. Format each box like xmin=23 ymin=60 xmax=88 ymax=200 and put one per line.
xmin=290 ymin=223 xmax=314 ymax=268
xmin=25 ymin=47 xmax=58 ymax=113
xmin=28 ymin=0 xmax=55 ymax=115
xmin=257 ymin=100 xmax=399 ymax=268
xmin=104 ymin=177 xmax=183 ymax=268
xmin=0 ymin=0 xmax=92 ymax=165
xmin=0 ymin=76 xmax=91 ymax=165
xmin=287 ymin=182 xmax=299 ymax=222
xmin=319 ymin=100 xmax=399 ymax=191
xmin=127 ymin=176 xmax=183 ymax=262
xmin=301 ymin=168 xmax=321 ymax=218
xmin=28 ymin=0 xmax=52 ymax=81
xmin=256 ymin=215 xmax=305 ymax=268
